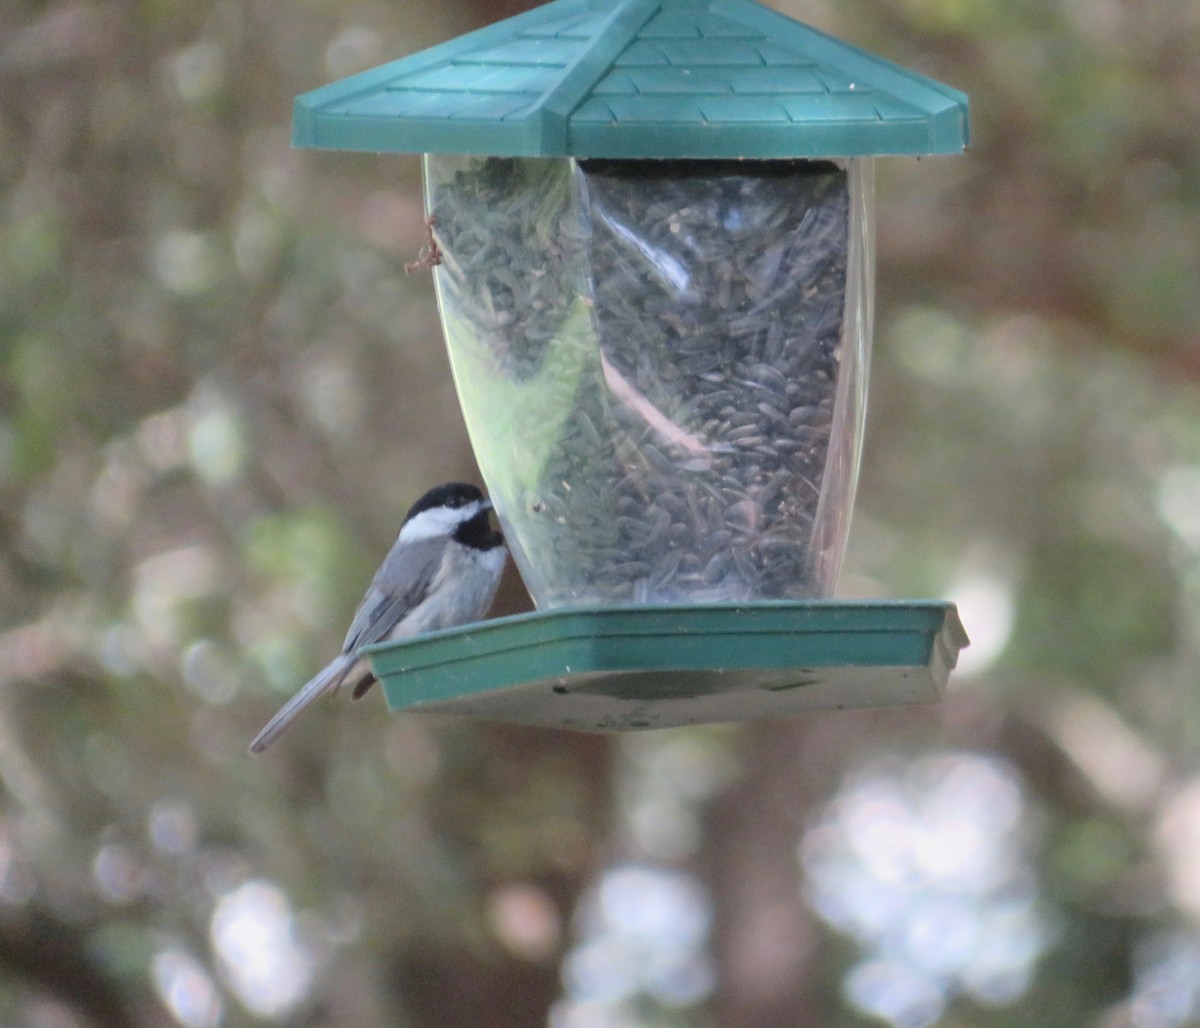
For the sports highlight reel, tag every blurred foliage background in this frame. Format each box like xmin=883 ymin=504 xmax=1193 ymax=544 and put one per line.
xmin=1 ymin=0 xmax=1199 ymax=1025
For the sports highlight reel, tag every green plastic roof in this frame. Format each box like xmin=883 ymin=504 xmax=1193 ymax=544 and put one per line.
xmin=293 ymin=0 xmax=969 ymax=159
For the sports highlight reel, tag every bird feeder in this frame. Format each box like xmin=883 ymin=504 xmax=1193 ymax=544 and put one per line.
xmin=293 ymin=0 xmax=970 ymax=730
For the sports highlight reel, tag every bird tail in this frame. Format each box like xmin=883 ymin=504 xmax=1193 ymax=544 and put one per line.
xmin=248 ymin=653 xmax=358 ymax=754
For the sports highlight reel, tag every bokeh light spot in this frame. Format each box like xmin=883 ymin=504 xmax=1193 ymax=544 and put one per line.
xmin=210 ymin=880 xmax=316 ymax=1018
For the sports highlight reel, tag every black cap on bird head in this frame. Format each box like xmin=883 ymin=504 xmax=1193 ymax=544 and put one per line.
xmin=404 ymin=482 xmax=485 ymax=523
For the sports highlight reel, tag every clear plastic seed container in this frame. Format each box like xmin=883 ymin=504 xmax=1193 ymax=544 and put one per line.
xmin=426 ymin=153 xmax=874 ymax=608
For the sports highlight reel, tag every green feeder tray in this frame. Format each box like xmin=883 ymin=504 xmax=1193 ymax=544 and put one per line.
xmin=365 ymin=602 xmax=968 ymax=731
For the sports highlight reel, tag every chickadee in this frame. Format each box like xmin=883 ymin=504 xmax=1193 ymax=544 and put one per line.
xmin=249 ymin=482 xmax=506 ymax=754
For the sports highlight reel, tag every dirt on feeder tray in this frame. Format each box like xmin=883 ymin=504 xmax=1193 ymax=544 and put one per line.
xmin=430 ymin=157 xmax=852 ymax=606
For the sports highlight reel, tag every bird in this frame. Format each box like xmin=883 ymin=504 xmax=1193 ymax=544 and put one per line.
xmin=249 ymin=482 xmax=507 ymax=753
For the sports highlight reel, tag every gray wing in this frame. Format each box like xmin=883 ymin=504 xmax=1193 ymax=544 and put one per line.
xmin=249 ymin=539 xmax=446 ymax=754
xmin=341 ymin=537 xmax=446 ymax=653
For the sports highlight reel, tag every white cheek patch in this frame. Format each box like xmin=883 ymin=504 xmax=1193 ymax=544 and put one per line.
xmin=399 ymin=500 xmax=482 ymax=542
